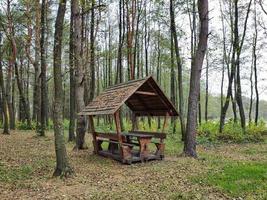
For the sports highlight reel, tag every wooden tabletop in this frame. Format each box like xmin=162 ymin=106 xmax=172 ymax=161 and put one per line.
xmin=122 ymin=132 xmax=153 ymax=138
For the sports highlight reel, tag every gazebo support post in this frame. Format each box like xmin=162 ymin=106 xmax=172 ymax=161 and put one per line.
xmin=114 ymin=111 xmax=132 ymax=163
xmin=88 ymin=116 xmax=98 ymax=154
xmin=154 ymin=113 xmax=168 ymax=160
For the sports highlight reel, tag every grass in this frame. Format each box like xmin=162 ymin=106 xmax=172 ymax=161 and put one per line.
xmin=0 ymin=130 xmax=267 ymax=199
xmin=0 ymin=163 xmax=32 ymax=183
xmin=193 ymin=162 xmax=267 ymax=198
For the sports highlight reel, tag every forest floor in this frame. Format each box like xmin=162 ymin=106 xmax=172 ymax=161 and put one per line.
xmin=0 ymin=130 xmax=267 ymax=200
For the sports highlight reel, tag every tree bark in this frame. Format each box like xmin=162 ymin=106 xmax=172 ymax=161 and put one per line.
xmin=73 ymin=0 xmax=87 ymax=149
xmin=253 ymin=0 xmax=259 ymax=125
xmin=116 ymin=0 xmax=124 ymax=84
xmin=39 ymin=0 xmax=47 ymax=136
xmin=53 ymin=0 xmax=73 ymax=177
xmin=205 ymin=49 xmax=209 ymax=122
xmin=184 ymin=0 xmax=208 ymax=157
xmin=68 ymin=0 xmax=76 ymax=142
xmin=0 ymin=33 xmax=9 ymax=134
xmin=89 ymin=0 xmax=96 ymax=101
xmin=170 ymin=0 xmax=186 ymax=139
xmin=32 ymin=0 xmax=41 ymax=124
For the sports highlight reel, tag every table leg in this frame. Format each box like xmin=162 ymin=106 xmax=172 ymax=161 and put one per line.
xmin=138 ymin=138 xmax=151 ymax=162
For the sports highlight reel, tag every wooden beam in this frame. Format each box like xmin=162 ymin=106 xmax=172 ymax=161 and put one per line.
xmin=135 ymin=91 xmax=157 ymax=96
xmin=114 ymin=111 xmax=123 ymax=146
xmin=88 ymin=116 xmax=98 ymax=154
xmin=147 ymin=81 xmax=170 ymax=113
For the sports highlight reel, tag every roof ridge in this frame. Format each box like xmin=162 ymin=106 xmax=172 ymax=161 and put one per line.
xmin=106 ymin=76 xmax=151 ymax=90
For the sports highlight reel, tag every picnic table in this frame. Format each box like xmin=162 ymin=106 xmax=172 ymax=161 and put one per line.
xmin=94 ymin=130 xmax=166 ymax=164
xmin=122 ymin=132 xmax=153 ymax=162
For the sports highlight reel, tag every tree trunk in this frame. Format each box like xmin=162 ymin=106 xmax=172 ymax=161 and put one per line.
xmin=89 ymin=0 xmax=96 ymax=101
xmin=170 ymin=30 xmax=176 ymax=134
xmin=53 ymin=0 xmax=73 ymax=177
xmin=6 ymin=61 xmax=15 ymax=130
xmin=170 ymin=0 xmax=186 ymax=139
xmin=39 ymin=0 xmax=47 ymax=136
xmin=68 ymin=0 xmax=76 ymax=142
xmin=126 ymin=0 xmax=136 ymax=80
xmin=116 ymin=0 xmax=124 ymax=84
xmin=184 ymin=0 xmax=208 ymax=157
xmin=0 ymin=33 xmax=9 ymax=134
xmin=33 ymin=0 xmax=41 ymax=124
xmin=253 ymin=0 xmax=259 ymax=125
xmin=205 ymin=49 xmax=209 ymax=122
xmin=73 ymin=0 xmax=87 ymax=149
xmin=249 ymin=50 xmax=253 ymax=123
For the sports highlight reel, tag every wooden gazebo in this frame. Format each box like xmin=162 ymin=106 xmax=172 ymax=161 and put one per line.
xmin=79 ymin=76 xmax=178 ymax=164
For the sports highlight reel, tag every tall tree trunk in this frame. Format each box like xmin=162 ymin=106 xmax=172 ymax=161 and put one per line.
xmin=156 ymin=25 xmax=161 ymax=130
xmin=253 ymin=0 xmax=259 ymax=125
xmin=184 ymin=0 xmax=208 ymax=157
xmin=170 ymin=31 xmax=176 ymax=134
xmin=39 ymin=0 xmax=47 ymax=136
xmin=73 ymin=0 xmax=86 ymax=149
xmin=89 ymin=0 xmax=96 ymax=101
xmin=170 ymin=0 xmax=185 ymax=139
xmin=116 ymin=0 xmax=124 ymax=84
xmin=6 ymin=61 xmax=15 ymax=130
xmin=53 ymin=0 xmax=73 ymax=177
xmin=68 ymin=0 xmax=75 ymax=142
xmin=126 ymin=0 xmax=136 ymax=80
xmin=33 ymin=0 xmax=41 ymax=124
xmin=234 ymin=0 xmax=252 ymax=130
xmin=205 ymin=49 xmax=209 ymax=122
xmin=219 ymin=0 xmax=252 ymax=132
xmin=249 ymin=49 xmax=253 ymax=124
xmin=8 ymin=33 xmax=31 ymax=128
xmin=0 ymin=33 xmax=9 ymax=134
xmin=14 ymin=62 xmax=31 ymax=128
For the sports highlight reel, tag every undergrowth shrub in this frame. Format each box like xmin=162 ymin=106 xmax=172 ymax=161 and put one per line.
xmin=197 ymin=119 xmax=266 ymax=143
xmin=16 ymin=121 xmax=36 ymax=130
xmin=47 ymin=119 xmax=69 ymax=130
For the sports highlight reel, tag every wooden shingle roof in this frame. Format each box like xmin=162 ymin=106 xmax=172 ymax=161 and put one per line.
xmin=79 ymin=76 xmax=179 ymax=116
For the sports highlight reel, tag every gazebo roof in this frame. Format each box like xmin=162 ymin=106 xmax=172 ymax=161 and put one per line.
xmin=79 ymin=76 xmax=179 ymax=116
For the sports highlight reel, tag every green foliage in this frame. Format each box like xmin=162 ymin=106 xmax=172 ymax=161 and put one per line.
xmin=16 ymin=121 xmax=36 ymax=130
xmin=47 ymin=119 xmax=69 ymax=130
xmin=0 ymin=121 xmax=3 ymax=129
xmin=217 ymin=120 xmax=245 ymax=142
xmin=197 ymin=120 xmax=266 ymax=143
xmin=194 ymin=162 xmax=267 ymax=197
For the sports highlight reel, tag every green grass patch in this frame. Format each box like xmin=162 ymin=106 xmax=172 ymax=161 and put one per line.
xmin=0 ymin=163 xmax=33 ymax=183
xmin=193 ymin=162 xmax=267 ymax=197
